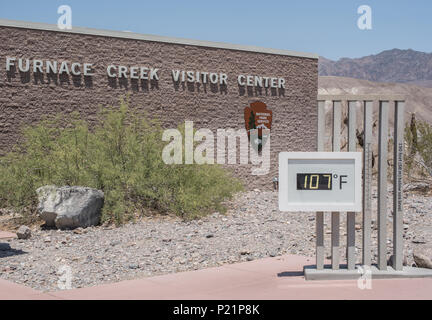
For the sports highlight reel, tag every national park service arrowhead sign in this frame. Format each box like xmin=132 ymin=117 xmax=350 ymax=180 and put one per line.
xmin=244 ymin=101 xmax=272 ymax=152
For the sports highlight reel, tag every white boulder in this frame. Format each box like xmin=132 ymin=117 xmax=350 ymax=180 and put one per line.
xmin=37 ymin=185 xmax=104 ymax=229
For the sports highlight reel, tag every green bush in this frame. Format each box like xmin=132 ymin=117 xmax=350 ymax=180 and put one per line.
xmin=0 ymin=99 xmax=243 ymax=224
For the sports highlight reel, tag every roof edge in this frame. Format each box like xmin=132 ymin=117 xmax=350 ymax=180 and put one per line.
xmin=0 ymin=18 xmax=319 ymax=59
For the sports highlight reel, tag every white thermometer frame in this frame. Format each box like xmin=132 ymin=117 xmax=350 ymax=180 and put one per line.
xmin=278 ymin=152 xmax=362 ymax=212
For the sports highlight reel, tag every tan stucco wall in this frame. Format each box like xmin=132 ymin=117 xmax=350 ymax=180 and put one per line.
xmin=0 ymin=23 xmax=318 ymax=189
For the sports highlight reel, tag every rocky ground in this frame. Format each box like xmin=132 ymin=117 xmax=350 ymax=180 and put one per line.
xmin=0 ymin=186 xmax=431 ymax=292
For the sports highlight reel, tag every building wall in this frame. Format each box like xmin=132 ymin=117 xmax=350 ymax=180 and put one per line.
xmin=0 ymin=23 xmax=318 ymax=190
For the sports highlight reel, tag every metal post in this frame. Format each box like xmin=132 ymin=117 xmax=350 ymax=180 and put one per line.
xmin=393 ymin=101 xmax=405 ymax=271
xmin=378 ymin=101 xmax=389 ymax=270
xmin=347 ymin=101 xmax=357 ymax=270
xmin=362 ymin=101 xmax=373 ymax=266
xmin=332 ymin=101 xmax=341 ymax=269
xmin=316 ymin=100 xmax=326 ymax=270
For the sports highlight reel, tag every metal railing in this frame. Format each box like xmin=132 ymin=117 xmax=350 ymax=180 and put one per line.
xmin=316 ymin=95 xmax=405 ymax=271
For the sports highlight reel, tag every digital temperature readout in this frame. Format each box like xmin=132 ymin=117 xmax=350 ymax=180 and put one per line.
xmin=279 ymin=152 xmax=362 ymax=212
xmin=297 ymin=173 xmax=332 ymax=190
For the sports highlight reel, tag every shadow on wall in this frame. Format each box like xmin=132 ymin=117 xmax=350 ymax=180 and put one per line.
xmin=107 ymin=77 xmax=160 ymax=92
xmin=238 ymin=85 xmax=285 ymax=97
xmin=6 ymin=66 xmax=93 ymax=88
xmin=172 ymin=79 xmax=228 ymax=95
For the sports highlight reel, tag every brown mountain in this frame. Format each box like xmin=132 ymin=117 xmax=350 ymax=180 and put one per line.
xmin=319 ymin=76 xmax=432 ymax=124
xmin=319 ymin=49 xmax=432 ymax=87
xmin=318 ymin=76 xmax=432 ymax=161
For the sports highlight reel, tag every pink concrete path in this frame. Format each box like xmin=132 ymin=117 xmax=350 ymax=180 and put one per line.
xmin=0 ymin=279 xmax=57 ymax=300
xmin=1 ymin=254 xmax=431 ymax=300
xmin=0 ymin=231 xmax=16 ymax=240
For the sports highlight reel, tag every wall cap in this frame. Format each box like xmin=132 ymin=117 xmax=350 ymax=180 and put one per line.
xmin=0 ymin=18 xmax=319 ymax=60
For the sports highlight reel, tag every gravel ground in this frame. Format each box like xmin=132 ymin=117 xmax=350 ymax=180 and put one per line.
xmin=0 ymin=187 xmax=431 ymax=292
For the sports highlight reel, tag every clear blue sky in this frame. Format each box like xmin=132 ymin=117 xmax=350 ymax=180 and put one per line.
xmin=0 ymin=0 xmax=431 ymax=60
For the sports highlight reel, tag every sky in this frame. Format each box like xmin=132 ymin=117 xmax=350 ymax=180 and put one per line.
xmin=0 ymin=0 xmax=431 ymax=60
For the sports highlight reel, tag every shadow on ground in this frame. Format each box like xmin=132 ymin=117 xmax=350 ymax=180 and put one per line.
xmin=0 ymin=242 xmax=26 ymax=258
xmin=277 ymin=271 xmax=304 ymax=277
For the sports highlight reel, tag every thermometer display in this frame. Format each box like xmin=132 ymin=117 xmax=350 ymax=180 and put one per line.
xmin=297 ymin=173 xmax=332 ymax=190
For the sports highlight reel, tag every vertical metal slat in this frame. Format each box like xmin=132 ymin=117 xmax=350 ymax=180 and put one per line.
xmin=393 ymin=101 xmax=405 ymax=271
xmin=362 ymin=101 xmax=373 ymax=266
xmin=378 ymin=101 xmax=389 ymax=270
xmin=316 ymin=100 xmax=326 ymax=270
xmin=347 ymin=101 xmax=357 ymax=270
xmin=332 ymin=101 xmax=342 ymax=270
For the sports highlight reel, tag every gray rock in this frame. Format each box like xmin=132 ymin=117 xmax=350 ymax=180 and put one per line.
xmin=412 ymin=238 xmax=427 ymax=244
xmin=73 ymin=227 xmax=84 ymax=234
xmin=413 ymin=249 xmax=432 ymax=269
xmin=404 ymin=182 xmax=430 ymax=193
xmin=37 ymin=185 xmax=104 ymax=229
xmin=17 ymin=226 xmax=32 ymax=240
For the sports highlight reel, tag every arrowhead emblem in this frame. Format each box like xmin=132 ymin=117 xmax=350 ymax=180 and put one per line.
xmin=244 ymin=101 xmax=272 ymax=152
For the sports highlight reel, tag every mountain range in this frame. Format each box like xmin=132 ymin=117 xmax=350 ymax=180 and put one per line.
xmin=319 ymin=76 xmax=432 ymax=125
xmin=319 ymin=49 xmax=432 ymax=87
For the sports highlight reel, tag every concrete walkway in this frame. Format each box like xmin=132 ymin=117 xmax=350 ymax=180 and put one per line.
xmin=1 ymin=254 xmax=431 ymax=300
xmin=0 ymin=231 xmax=16 ymax=240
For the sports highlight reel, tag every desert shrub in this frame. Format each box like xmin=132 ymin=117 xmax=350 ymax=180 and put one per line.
xmin=415 ymin=121 xmax=432 ymax=176
xmin=0 ymin=99 xmax=243 ymax=224
xmin=405 ymin=114 xmax=432 ymax=178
